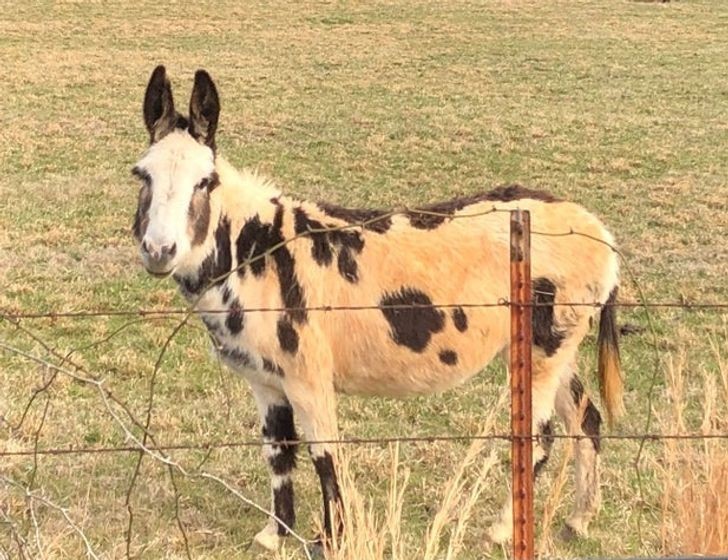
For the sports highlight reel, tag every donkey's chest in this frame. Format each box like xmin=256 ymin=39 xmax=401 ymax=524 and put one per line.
xmin=186 ymin=285 xmax=286 ymax=382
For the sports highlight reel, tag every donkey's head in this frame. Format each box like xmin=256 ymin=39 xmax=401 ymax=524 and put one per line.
xmin=132 ymin=65 xmax=221 ymax=277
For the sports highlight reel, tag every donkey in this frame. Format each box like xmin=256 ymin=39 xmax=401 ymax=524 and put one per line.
xmin=131 ymin=66 xmax=623 ymax=550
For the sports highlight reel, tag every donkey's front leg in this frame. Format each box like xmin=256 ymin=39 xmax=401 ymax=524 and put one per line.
xmin=249 ymin=381 xmax=298 ymax=551
xmin=284 ymin=374 xmax=342 ymax=545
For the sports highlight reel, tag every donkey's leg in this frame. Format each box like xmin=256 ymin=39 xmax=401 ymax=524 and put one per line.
xmin=249 ymin=381 xmax=298 ymax=551
xmin=555 ymin=371 xmax=602 ymax=538
xmin=487 ymin=369 xmax=559 ymax=545
xmin=283 ymin=375 xmax=342 ymax=544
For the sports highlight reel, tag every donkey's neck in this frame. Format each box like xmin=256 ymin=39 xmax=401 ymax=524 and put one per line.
xmin=172 ymin=156 xmax=290 ymax=300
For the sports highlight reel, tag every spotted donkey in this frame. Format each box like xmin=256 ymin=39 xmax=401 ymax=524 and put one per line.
xmin=132 ymin=66 xmax=623 ymax=550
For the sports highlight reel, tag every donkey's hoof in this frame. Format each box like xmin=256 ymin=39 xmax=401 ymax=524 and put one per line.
xmin=252 ymin=524 xmax=282 ymax=551
xmin=306 ymin=541 xmax=326 ymax=559
xmin=561 ymin=517 xmax=588 ymax=541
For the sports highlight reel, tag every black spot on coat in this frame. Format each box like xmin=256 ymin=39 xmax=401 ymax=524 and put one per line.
xmin=277 ymin=317 xmax=299 ymax=354
xmin=236 ymin=214 xmax=271 ymax=278
xmin=235 ymin=204 xmax=307 ymax=324
xmin=218 ymin=346 xmax=253 ymax=368
xmin=337 ymin=247 xmax=359 ymax=283
xmin=263 ymin=358 xmax=285 ymax=377
xmin=439 ymin=349 xmax=458 ymax=365
xmin=532 ymin=277 xmax=566 ymax=357
xmin=407 ymin=185 xmax=558 ymax=230
xmin=293 ymin=208 xmax=333 ymax=266
xmin=452 ymin=307 xmax=468 ymax=332
xmin=262 ymin=404 xmax=298 ymax=535
xmin=270 ymin=204 xmax=307 ymax=323
xmin=570 ymin=376 xmax=585 ymax=406
xmin=534 ymin=420 xmax=554 ymax=479
xmin=273 ymin=479 xmax=295 ymax=535
xmin=294 ymin=207 xmax=364 ymax=283
xmin=225 ymin=298 xmax=244 ymax=335
xmin=262 ymin=404 xmax=298 ymax=475
xmin=312 ymin=451 xmax=342 ymax=538
xmin=318 ymin=202 xmax=392 ymax=233
xmin=582 ymin=400 xmax=602 ymax=453
xmin=220 ymin=285 xmax=232 ymax=304
xmin=380 ymin=287 xmax=445 ymax=352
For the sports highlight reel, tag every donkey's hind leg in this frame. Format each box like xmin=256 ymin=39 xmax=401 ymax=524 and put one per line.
xmin=555 ymin=370 xmax=602 ymax=538
xmin=486 ymin=365 xmax=560 ymax=545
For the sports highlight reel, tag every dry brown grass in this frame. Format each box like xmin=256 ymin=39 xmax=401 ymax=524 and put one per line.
xmin=659 ymin=329 xmax=728 ymax=555
xmin=316 ymin=390 xmax=507 ymax=560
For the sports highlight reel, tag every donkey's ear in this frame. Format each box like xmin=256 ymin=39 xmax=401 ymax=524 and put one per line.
xmin=143 ymin=65 xmax=176 ymax=142
xmin=189 ymin=70 xmax=220 ymax=150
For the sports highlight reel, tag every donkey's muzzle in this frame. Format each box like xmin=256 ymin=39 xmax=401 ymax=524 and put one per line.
xmin=141 ymin=239 xmax=177 ymax=276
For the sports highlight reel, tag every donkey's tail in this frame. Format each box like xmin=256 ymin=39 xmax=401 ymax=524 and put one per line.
xmin=598 ymin=286 xmax=623 ymax=426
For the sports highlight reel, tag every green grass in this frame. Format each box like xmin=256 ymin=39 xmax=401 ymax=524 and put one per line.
xmin=1 ymin=1 xmax=727 ymax=558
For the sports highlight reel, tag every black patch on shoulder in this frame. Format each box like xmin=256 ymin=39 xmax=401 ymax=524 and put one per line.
xmin=337 ymin=245 xmax=359 ymax=282
xmin=270 ymin=204 xmax=307 ymax=323
xmin=582 ymin=400 xmax=602 ymax=453
xmin=277 ymin=317 xmax=299 ymax=354
xmin=293 ymin=208 xmax=333 ymax=266
xmin=439 ymin=349 xmax=458 ymax=365
xmin=295 ymin=207 xmax=364 ymax=283
xmin=318 ymin=202 xmax=392 ymax=233
xmin=176 ymin=217 xmax=232 ymax=295
xmin=380 ymin=287 xmax=445 ymax=352
xmin=330 ymin=229 xmax=364 ymax=284
xmin=532 ymin=277 xmax=566 ymax=357
xmin=452 ymin=307 xmax=468 ymax=332
xmin=262 ymin=358 xmax=285 ymax=377
xmin=236 ymin=214 xmax=271 ymax=278
xmin=236 ymin=204 xmax=307 ymax=323
xmin=407 ymin=185 xmax=558 ymax=230
xmin=225 ymin=298 xmax=244 ymax=335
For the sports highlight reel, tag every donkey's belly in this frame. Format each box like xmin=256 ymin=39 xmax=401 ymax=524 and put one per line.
xmin=332 ymin=342 xmax=503 ymax=398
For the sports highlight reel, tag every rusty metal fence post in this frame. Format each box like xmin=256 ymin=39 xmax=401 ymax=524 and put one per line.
xmin=510 ymin=209 xmax=534 ymax=560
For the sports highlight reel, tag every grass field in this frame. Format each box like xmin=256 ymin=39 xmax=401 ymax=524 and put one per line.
xmin=1 ymin=1 xmax=727 ymax=558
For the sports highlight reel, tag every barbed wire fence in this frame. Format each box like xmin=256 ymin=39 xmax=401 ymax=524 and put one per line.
xmin=1 ymin=206 xmax=726 ymax=559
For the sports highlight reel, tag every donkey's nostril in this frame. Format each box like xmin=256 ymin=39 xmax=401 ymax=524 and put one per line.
xmin=141 ymin=240 xmax=150 ymax=254
xmin=162 ymin=243 xmax=177 ymax=258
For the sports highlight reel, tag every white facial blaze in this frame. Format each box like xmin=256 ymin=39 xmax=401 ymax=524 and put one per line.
xmin=134 ymin=130 xmax=215 ymax=272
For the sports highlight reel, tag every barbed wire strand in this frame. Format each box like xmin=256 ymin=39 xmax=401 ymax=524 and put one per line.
xmin=2 ymin=432 xmax=727 ymax=458
xmin=1 ymin=300 xmax=727 ymax=321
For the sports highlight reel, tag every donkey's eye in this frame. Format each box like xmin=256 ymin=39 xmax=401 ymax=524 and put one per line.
xmin=194 ymin=172 xmax=220 ymax=192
